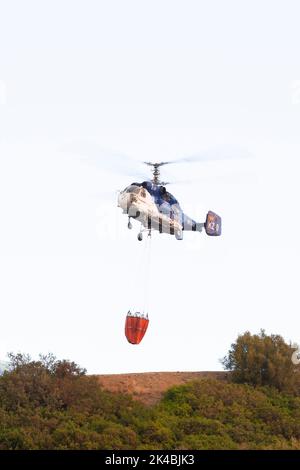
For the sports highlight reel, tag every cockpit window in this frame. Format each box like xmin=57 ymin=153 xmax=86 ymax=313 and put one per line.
xmin=125 ymin=185 xmax=141 ymax=194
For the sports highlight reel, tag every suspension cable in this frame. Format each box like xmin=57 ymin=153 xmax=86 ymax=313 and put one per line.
xmin=142 ymin=233 xmax=152 ymax=315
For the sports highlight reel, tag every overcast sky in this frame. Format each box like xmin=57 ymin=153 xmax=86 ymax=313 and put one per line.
xmin=0 ymin=0 xmax=300 ymax=373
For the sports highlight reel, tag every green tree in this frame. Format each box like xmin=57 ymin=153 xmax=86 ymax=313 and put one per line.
xmin=222 ymin=330 xmax=300 ymax=394
xmin=2 ymin=350 xmax=300 ymax=449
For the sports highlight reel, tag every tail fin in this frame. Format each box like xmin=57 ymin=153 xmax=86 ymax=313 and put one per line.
xmin=204 ymin=211 xmax=222 ymax=236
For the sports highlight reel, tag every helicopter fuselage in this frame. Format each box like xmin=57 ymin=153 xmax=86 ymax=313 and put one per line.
xmin=118 ymin=181 xmax=204 ymax=240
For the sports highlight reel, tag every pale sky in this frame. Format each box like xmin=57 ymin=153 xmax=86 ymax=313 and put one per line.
xmin=0 ymin=1 xmax=299 ymax=373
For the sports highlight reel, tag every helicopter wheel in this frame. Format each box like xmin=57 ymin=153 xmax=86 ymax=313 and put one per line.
xmin=128 ymin=218 xmax=133 ymax=230
xmin=137 ymin=233 xmax=143 ymax=241
xmin=175 ymin=229 xmax=183 ymax=240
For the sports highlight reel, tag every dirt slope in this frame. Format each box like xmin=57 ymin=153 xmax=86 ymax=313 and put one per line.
xmin=96 ymin=371 xmax=229 ymax=405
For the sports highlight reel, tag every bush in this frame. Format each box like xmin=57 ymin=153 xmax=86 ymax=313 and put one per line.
xmin=0 ymin=351 xmax=300 ymax=449
xmin=222 ymin=330 xmax=300 ymax=394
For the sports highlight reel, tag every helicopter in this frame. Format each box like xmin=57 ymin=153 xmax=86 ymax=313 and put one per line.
xmin=118 ymin=161 xmax=222 ymax=241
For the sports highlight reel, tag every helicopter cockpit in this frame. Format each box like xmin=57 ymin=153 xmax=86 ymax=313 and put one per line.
xmin=123 ymin=184 xmax=141 ymax=194
xmin=135 ymin=181 xmax=179 ymax=206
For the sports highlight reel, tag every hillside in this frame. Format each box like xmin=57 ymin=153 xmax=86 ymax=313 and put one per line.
xmin=96 ymin=371 xmax=229 ymax=404
xmin=1 ymin=354 xmax=300 ymax=449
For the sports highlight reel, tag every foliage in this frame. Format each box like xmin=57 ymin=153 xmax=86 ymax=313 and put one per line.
xmin=0 ymin=351 xmax=300 ymax=449
xmin=222 ymin=330 xmax=300 ymax=394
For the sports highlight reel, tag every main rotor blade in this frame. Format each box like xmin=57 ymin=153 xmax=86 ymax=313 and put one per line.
xmin=143 ymin=161 xmax=173 ymax=167
xmin=143 ymin=147 xmax=251 ymax=170
xmin=61 ymin=140 xmax=149 ymax=180
xmin=169 ymin=146 xmax=251 ymax=165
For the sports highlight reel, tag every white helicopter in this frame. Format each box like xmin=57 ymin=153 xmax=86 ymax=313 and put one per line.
xmin=118 ymin=161 xmax=222 ymax=241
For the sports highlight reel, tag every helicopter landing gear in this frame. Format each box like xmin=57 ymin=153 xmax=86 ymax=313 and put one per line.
xmin=128 ymin=217 xmax=133 ymax=230
xmin=175 ymin=229 xmax=183 ymax=240
xmin=137 ymin=225 xmax=152 ymax=241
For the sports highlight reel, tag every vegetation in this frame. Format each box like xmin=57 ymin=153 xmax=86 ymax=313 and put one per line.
xmin=0 ymin=331 xmax=299 ymax=450
xmin=222 ymin=330 xmax=300 ymax=394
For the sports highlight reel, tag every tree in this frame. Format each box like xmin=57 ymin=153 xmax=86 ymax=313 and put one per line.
xmin=222 ymin=330 xmax=300 ymax=394
xmin=0 ymin=353 xmax=88 ymax=411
